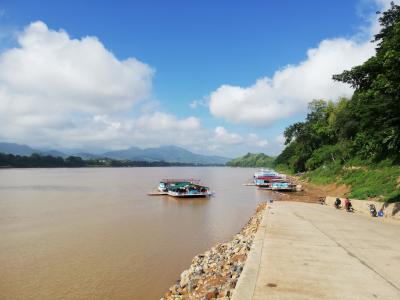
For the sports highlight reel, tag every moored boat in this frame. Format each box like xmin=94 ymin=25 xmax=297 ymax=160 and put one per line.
xmin=253 ymin=169 xmax=285 ymax=188
xmin=271 ymin=181 xmax=297 ymax=191
xmin=253 ymin=169 xmax=296 ymax=191
xmin=157 ymin=179 xmax=212 ymax=198
xmin=158 ymin=179 xmax=199 ymax=192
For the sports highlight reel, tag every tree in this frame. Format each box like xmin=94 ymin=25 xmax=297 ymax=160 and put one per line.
xmin=333 ymin=2 xmax=400 ymax=161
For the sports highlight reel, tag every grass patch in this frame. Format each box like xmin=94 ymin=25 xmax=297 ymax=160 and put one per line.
xmin=274 ymin=164 xmax=295 ymax=175
xmin=340 ymin=167 xmax=400 ymax=200
xmin=303 ymin=162 xmax=342 ymax=185
xmin=304 ymin=163 xmax=400 ymax=202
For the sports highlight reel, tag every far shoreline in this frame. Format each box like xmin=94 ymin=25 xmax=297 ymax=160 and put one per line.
xmin=0 ymin=164 xmax=227 ymax=169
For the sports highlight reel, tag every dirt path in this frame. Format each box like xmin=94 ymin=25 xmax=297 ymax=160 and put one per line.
xmin=272 ymin=175 xmax=350 ymax=203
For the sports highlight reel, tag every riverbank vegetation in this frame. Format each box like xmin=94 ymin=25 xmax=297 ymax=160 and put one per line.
xmin=0 ymin=152 xmax=221 ymax=168
xmin=226 ymin=153 xmax=274 ymax=168
xmin=274 ymin=3 xmax=400 ymax=202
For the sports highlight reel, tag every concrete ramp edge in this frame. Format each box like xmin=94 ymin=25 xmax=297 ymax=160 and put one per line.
xmin=231 ymin=205 xmax=269 ymax=300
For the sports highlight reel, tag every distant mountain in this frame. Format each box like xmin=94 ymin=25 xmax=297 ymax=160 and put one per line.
xmin=103 ymin=146 xmax=143 ymax=160
xmin=103 ymin=145 xmax=230 ymax=165
xmin=0 ymin=142 xmax=38 ymax=156
xmin=39 ymin=149 xmax=66 ymax=157
xmin=0 ymin=142 xmax=67 ymax=157
xmin=74 ymin=152 xmax=102 ymax=160
xmin=227 ymin=153 xmax=275 ymax=168
xmin=0 ymin=142 xmax=230 ymax=165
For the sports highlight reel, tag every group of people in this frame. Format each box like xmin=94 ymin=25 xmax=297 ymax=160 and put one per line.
xmin=325 ymin=197 xmax=384 ymax=217
xmin=334 ymin=198 xmax=385 ymax=217
xmin=334 ymin=197 xmax=354 ymax=212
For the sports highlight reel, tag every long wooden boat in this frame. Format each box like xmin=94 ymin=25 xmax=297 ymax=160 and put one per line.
xmin=158 ymin=179 xmax=200 ymax=192
xmin=253 ymin=169 xmax=296 ymax=191
xmin=270 ymin=181 xmax=297 ymax=191
xmin=253 ymin=169 xmax=286 ymax=188
xmin=157 ymin=179 xmax=212 ymax=198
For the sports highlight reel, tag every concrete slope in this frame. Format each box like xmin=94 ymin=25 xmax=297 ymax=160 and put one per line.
xmin=237 ymin=201 xmax=400 ymax=300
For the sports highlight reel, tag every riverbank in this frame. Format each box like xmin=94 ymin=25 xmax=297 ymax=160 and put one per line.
xmin=0 ymin=152 xmax=225 ymax=168
xmin=276 ymin=174 xmax=349 ymax=203
xmin=295 ymin=164 xmax=400 ymax=203
xmin=161 ymin=202 xmax=267 ymax=300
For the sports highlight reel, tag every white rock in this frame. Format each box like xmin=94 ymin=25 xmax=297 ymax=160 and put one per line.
xmin=179 ymin=270 xmax=190 ymax=288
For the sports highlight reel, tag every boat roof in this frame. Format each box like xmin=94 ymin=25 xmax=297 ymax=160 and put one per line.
xmin=169 ymin=182 xmax=209 ymax=189
xmin=160 ymin=178 xmax=200 ymax=184
xmin=254 ymin=169 xmax=285 ymax=178
xmin=255 ymin=169 xmax=277 ymax=174
xmin=255 ymin=177 xmax=285 ymax=181
xmin=169 ymin=182 xmax=191 ymax=188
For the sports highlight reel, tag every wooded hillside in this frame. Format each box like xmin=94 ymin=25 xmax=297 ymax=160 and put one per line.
xmin=274 ymin=3 xmax=400 ymax=202
xmin=227 ymin=153 xmax=275 ymax=168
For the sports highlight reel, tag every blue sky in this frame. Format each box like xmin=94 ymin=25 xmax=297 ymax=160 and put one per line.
xmin=0 ymin=0 xmax=392 ymax=157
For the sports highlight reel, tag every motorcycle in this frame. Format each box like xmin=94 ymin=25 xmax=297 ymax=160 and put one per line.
xmin=369 ymin=204 xmax=377 ymax=217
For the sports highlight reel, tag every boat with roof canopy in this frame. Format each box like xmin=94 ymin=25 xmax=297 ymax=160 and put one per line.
xmin=156 ymin=179 xmax=212 ymax=198
xmin=253 ymin=169 xmax=296 ymax=191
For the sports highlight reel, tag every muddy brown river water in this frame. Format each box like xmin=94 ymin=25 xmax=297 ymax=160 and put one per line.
xmin=0 ymin=167 xmax=273 ymax=300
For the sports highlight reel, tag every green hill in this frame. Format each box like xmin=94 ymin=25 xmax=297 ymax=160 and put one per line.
xmin=227 ymin=153 xmax=275 ymax=168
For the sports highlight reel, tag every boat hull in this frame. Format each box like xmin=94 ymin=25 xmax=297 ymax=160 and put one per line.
xmin=257 ymin=186 xmax=272 ymax=190
xmin=271 ymin=187 xmax=296 ymax=191
xmin=167 ymin=191 xmax=212 ymax=198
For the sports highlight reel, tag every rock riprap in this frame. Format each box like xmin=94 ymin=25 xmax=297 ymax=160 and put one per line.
xmin=161 ymin=202 xmax=267 ymax=300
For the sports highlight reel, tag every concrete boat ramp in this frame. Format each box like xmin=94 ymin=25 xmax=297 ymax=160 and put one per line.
xmin=233 ymin=201 xmax=400 ymax=300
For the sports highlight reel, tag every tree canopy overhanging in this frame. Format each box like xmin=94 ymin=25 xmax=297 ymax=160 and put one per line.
xmin=275 ymin=2 xmax=400 ymax=173
xmin=273 ymin=3 xmax=400 ymax=202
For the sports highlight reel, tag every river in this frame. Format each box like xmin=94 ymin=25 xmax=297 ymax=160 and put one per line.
xmin=0 ymin=167 xmax=273 ymax=300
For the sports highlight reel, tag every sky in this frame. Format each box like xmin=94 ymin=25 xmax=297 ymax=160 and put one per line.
xmin=0 ymin=0 xmax=397 ymax=157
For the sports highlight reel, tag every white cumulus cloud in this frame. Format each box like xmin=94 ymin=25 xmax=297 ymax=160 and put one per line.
xmin=0 ymin=21 xmax=153 ymax=115
xmin=209 ymin=38 xmax=374 ymax=126
xmin=190 ymin=96 xmax=209 ymax=109
xmin=207 ymin=0 xmax=400 ymax=127
xmin=135 ymin=112 xmax=200 ymax=132
xmin=249 ymin=133 xmax=268 ymax=147
xmin=214 ymin=126 xmax=243 ymax=145
xmin=0 ymin=20 xmax=267 ymax=156
xmin=0 ymin=21 xmax=155 ymax=145
xmin=46 ymin=112 xmax=202 ymax=150
xmin=207 ymin=127 xmax=269 ymax=155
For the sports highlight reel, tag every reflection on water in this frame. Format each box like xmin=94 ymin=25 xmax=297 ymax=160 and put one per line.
xmin=161 ymin=196 xmax=210 ymax=207
xmin=0 ymin=167 xmax=271 ymax=300
xmin=0 ymin=185 xmax=95 ymax=191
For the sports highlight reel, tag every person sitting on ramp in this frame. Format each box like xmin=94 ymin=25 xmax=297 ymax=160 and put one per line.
xmin=334 ymin=198 xmax=341 ymax=209
xmin=344 ymin=198 xmax=354 ymax=212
